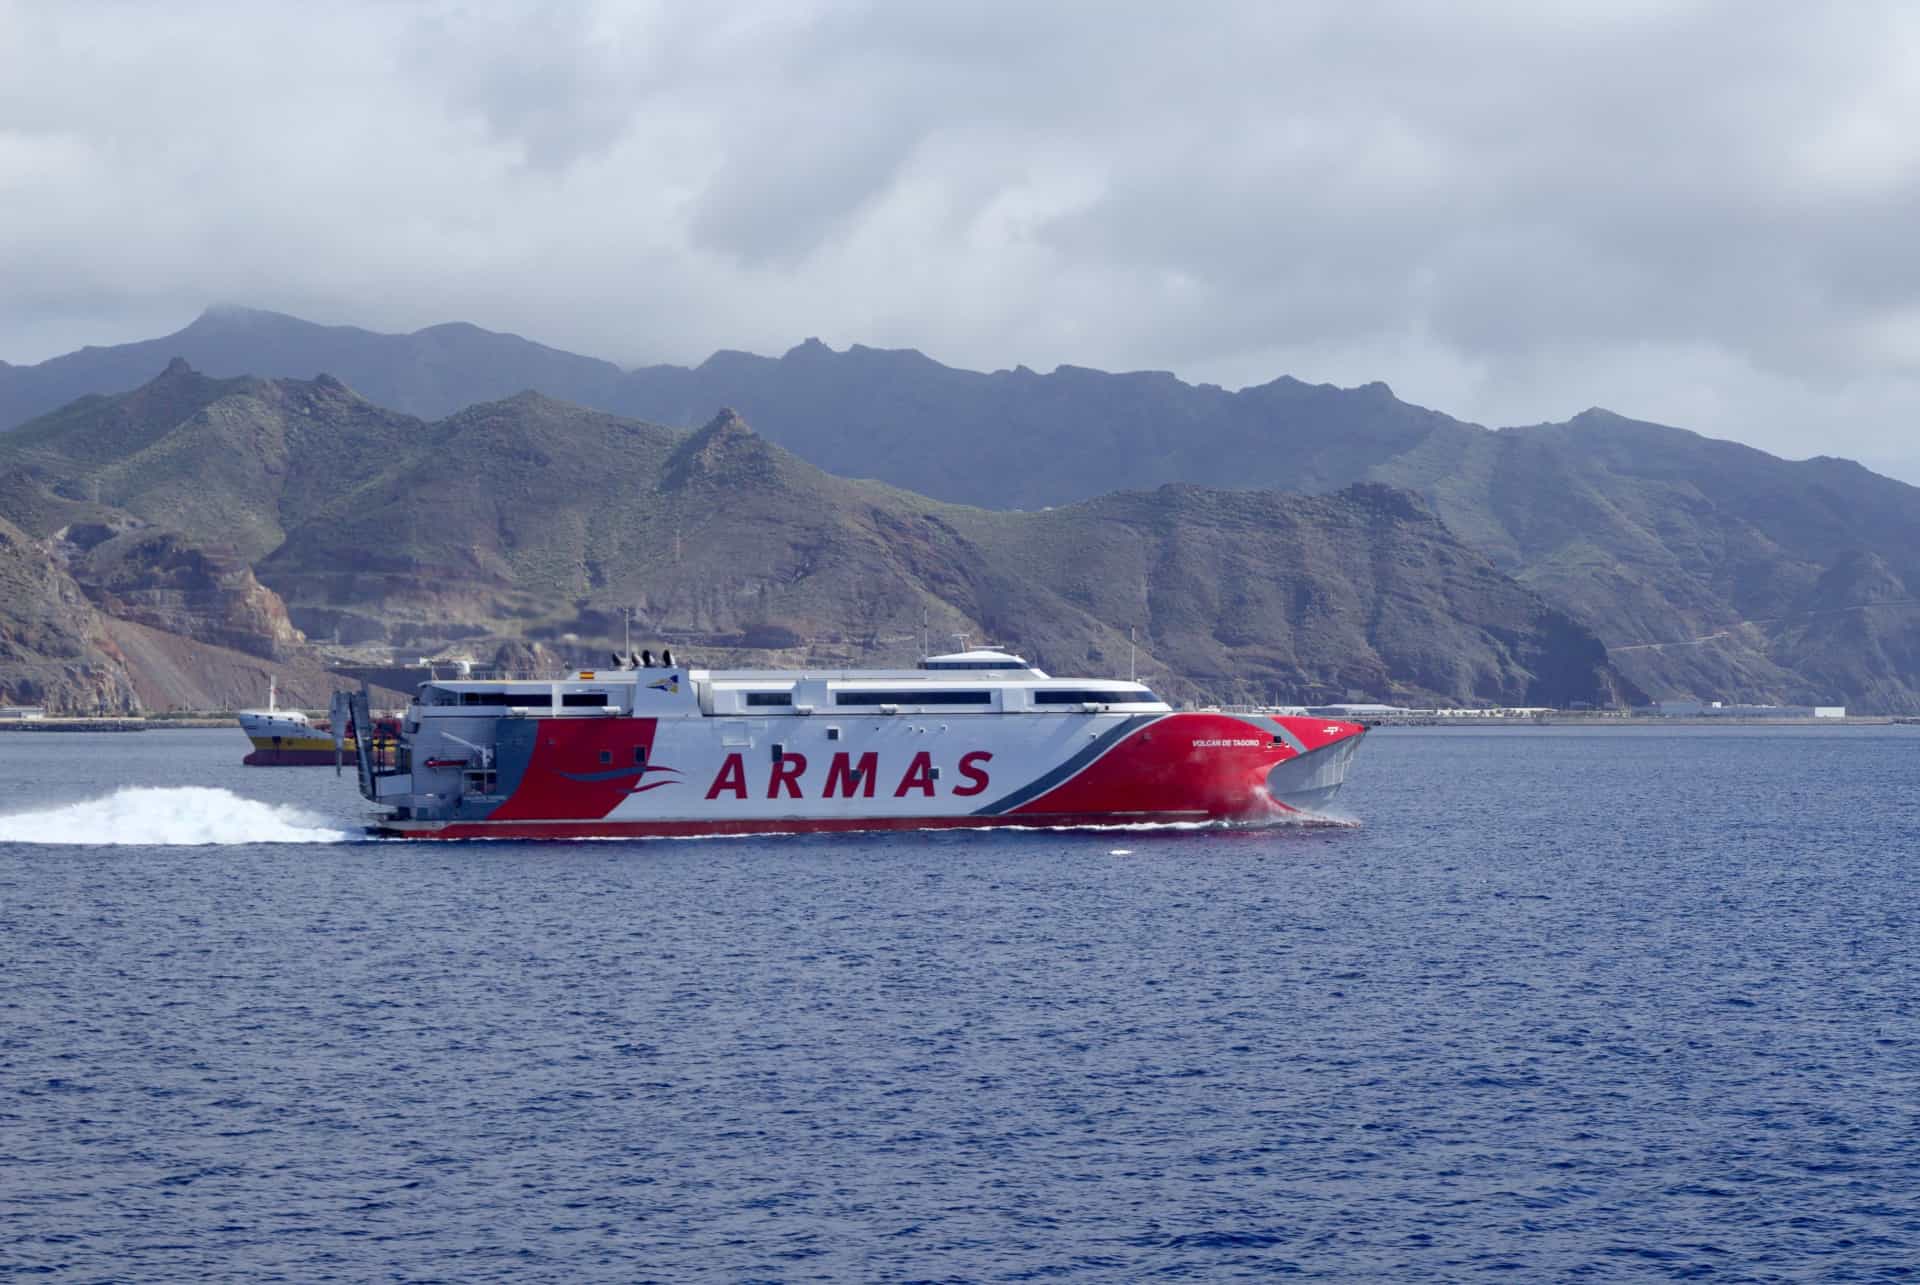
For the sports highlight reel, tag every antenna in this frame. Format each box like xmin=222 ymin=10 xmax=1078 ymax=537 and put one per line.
xmin=921 ymin=606 xmax=929 ymax=663
xmin=1129 ymin=626 xmax=1136 ymax=683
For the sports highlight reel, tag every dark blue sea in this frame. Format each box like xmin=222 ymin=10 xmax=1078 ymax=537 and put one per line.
xmin=3 ymin=725 xmax=1917 ymax=1281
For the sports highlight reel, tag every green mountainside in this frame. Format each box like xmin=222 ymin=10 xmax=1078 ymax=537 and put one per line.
xmin=0 ymin=367 xmax=1637 ymax=711
xmin=2 ymin=357 xmax=424 ymax=561
xmin=1367 ymin=411 xmax=1920 ymax=708
xmin=617 ymin=345 xmax=1920 ymax=709
xmin=6 ymin=311 xmax=1915 ymax=708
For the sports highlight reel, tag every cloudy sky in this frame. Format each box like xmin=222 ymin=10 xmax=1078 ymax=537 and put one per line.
xmin=3 ymin=1 xmax=1918 ymax=476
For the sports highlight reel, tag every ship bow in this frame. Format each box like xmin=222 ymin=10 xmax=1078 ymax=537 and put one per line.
xmin=1265 ymin=724 xmax=1365 ymax=813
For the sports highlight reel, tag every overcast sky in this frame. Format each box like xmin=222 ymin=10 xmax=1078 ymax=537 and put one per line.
xmin=3 ymin=1 xmax=1918 ymax=477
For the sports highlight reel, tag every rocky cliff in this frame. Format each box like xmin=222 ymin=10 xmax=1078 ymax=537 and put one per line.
xmin=0 ymin=516 xmax=141 ymax=713
xmin=57 ymin=521 xmax=306 ymax=660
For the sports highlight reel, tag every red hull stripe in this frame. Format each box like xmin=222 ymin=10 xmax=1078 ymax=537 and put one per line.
xmin=972 ymin=714 xmax=1161 ymax=814
xmin=997 ymin=711 xmax=1330 ymax=820
xmin=376 ymin=808 xmax=1254 ymax=840
xmin=486 ymin=718 xmax=662 ymax=822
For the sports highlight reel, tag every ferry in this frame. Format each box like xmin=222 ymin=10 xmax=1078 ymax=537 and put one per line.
xmin=328 ymin=648 xmax=1367 ymax=839
xmin=239 ymin=678 xmax=399 ymax=766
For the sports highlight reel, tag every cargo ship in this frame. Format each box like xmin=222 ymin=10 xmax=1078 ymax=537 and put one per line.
xmin=239 ymin=678 xmax=399 ymax=766
xmin=328 ymin=648 xmax=1366 ymax=839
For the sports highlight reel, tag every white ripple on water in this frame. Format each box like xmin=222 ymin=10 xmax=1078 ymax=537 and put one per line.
xmin=0 ymin=786 xmax=352 ymax=845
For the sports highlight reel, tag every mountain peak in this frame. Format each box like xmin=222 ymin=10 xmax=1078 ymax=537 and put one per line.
xmin=661 ymin=408 xmax=778 ymax=491
xmin=162 ymin=356 xmax=194 ymax=376
xmin=698 ymin=406 xmax=754 ymax=438
xmin=499 ymin=388 xmax=569 ymax=410
xmin=784 ymin=337 xmax=835 ymax=361
xmin=189 ymin=304 xmax=297 ymax=330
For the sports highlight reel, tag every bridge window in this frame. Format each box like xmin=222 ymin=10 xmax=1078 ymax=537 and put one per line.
xmin=745 ymin=691 xmax=794 ymax=706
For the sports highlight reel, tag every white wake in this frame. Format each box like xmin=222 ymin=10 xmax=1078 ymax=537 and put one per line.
xmin=0 ymin=786 xmax=353 ymax=845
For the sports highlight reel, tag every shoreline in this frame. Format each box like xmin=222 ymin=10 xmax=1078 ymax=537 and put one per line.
xmin=0 ymin=717 xmax=238 ymax=732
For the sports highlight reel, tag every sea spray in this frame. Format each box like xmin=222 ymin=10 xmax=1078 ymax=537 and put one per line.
xmin=0 ymin=786 xmax=352 ymax=845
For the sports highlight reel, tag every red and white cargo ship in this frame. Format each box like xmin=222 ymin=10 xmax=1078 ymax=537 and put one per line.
xmin=329 ymin=648 xmax=1366 ymax=839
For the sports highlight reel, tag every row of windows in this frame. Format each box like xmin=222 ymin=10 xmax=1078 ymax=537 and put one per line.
xmin=727 ymin=687 xmax=1160 ymax=707
xmin=1034 ymin=688 xmax=1158 ymax=704
xmin=835 ymin=690 xmax=994 ymax=706
xmin=446 ymin=686 xmax=1153 ymax=709
xmin=457 ymin=691 xmax=609 ymax=707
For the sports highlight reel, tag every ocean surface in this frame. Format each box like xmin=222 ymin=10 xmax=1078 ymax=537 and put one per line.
xmin=2 ymin=725 xmax=1916 ymax=1281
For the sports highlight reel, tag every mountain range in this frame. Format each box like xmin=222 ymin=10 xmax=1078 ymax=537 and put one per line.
xmin=0 ymin=360 xmax=1637 ymax=712
xmin=3 ymin=306 xmax=1917 ymax=711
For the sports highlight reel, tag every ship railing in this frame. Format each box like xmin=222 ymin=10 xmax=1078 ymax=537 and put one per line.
xmin=422 ymin=664 xmax=574 ymax=682
xmin=420 ymin=666 xmax=666 ymax=689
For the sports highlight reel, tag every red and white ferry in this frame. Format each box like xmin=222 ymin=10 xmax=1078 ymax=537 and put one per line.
xmin=329 ymin=648 xmax=1366 ymax=839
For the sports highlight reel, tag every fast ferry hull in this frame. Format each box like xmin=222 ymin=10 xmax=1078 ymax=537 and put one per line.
xmin=358 ymin=709 xmax=1365 ymax=840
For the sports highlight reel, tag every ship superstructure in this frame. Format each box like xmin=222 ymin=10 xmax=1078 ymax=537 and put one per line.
xmin=330 ymin=649 xmax=1365 ymax=838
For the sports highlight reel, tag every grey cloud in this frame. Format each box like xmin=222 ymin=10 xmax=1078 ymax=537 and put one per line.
xmin=403 ymin=6 xmax=669 ymax=172
xmin=687 ymin=101 xmax=927 ymax=266
xmin=1 ymin=0 xmax=1918 ymax=478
